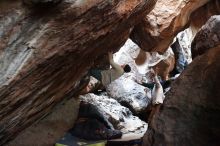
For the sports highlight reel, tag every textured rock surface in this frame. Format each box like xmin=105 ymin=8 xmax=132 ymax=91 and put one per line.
xmin=132 ymin=28 xmax=192 ymax=79
xmin=152 ymin=52 xmax=175 ymax=80
xmin=190 ymin=0 xmax=220 ymax=31
xmin=107 ymin=39 xmax=175 ymax=114
xmin=0 ymin=0 xmax=155 ymax=144
xmin=115 ymin=39 xmax=175 ymax=80
xmin=175 ymin=29 xmax=193 ymax=64
xmin=6 ymin=97 xmax=80 ymax=146
xmin=142 ymin=45 xmax=220 ymax=146
xmin=107 ymin=75 xmax=151 ymax=114
xmin=80 ymin=93 xmax=147 ymax=137
xmin=191 ymin=15 xmax=220 ymax=58
xmin=131 ymin=0 xmax=219 ymax=53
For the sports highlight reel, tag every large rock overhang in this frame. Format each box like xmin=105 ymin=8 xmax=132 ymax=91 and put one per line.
xmin=130 ymin=0 xmax=220 ymax=53
xmin=0 ymin=0 xmax=157 ymax=144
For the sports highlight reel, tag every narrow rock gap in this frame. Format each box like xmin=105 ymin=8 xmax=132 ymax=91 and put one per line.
xmin=70 ymin=27 xmax=193 ymax=145
xmin=0 ymin=0 xmax=219 ymax=146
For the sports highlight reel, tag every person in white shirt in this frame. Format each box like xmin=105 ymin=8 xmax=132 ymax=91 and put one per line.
xmin=89 ymin=52 xmax=131 ymax=86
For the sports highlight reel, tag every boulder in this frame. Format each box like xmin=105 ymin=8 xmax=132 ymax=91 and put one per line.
xmin=0 ymin=0 xmax=155 ymax=144
xmin=190 ymin=0 xmax=220 ymax=31
xmin=108 ymin=40 xmax=152 ymax=114
xmin=171 ymin=37 xmax=189 ymax=73
xmin=152 ymin=52 xmax=175 ymax=80
xmin=142 ymin=45 xmax=220 ymax=146
xmin=6 ymin=97 xmax=80 ymax=146
xmin=131 ymin=0 xmax=220 ymax=53
xmin=107 ymin=76 xmax=151 ymax=114
xmin=191 ymin=15 xmax=220 ymax=58
xmin=80 ymin=93 xmax=147 ymax=137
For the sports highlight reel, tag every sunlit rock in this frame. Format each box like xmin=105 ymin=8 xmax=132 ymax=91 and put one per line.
xmin=80 ymin=93 xmax=148 ymax=138
xmin=107 ymin=75 xmax=151 ymax=114
xmin=131 ymin=0 xmax=219 ymax=53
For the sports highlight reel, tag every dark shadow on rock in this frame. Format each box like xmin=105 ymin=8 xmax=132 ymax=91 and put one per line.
xmin=70 ymin=118 xmax=122 ymax=140
xmin=78 ymin=102 xmax=114 ymax=130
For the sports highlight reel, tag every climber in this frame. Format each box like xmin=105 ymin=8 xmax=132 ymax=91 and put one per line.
xmin=89 ymin=51 xmax=131 ymax=87
xmin=151 ymin=71 xmax=165 ymax=105
xmin=141 ymin=69 xmax=165 ymax=104
xmin=141 ymin=78 xmax=172 ymax=92
xmin=136 ymin=68 xmax=172 ymax=92
xmin=143 ymin=70 xmax=165 ymax=123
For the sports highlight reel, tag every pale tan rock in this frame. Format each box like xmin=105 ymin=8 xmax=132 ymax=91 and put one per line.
xmin=152 ymin=54 xmax=175 ymax=81
xmin=131 ymin=0 xmax=220 ymax=53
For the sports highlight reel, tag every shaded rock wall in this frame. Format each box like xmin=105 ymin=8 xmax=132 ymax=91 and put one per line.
xmin=6 ymin=97 xmax=80 ymax=146
xmin=0 ymin=0 xmax=156 ymax=144
xmin=190 ymin=0 xmax=220 ymax=32
xmin=191 ymin=15 xmax=220 ymax=58
xmin=131 ymin=0 xmax=220 ymax=53
xmin=23 ymin=0 xmax=61 ymax=6
xmin=142 ymin=46 xmax=220 ymax=145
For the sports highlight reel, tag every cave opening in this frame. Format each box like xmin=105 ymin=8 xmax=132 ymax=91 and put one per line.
xmin=69 ymin=27 xmax=195 ymax=145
